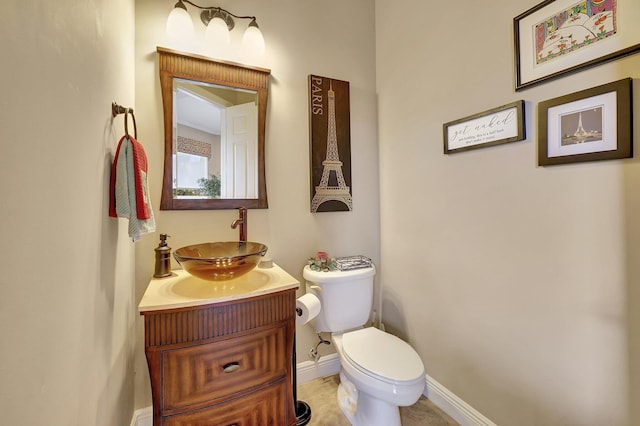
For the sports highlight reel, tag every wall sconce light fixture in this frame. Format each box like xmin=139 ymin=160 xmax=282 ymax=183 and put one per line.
xmin=166 ymin=0 xmax=265 ymax=60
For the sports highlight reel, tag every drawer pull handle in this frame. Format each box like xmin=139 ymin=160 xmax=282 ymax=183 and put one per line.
xmin=222 ymin=362 xmax=241 ymax=373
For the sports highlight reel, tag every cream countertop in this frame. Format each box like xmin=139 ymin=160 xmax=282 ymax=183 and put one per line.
xmin=138 ymin=263 xmax=299 ymax=313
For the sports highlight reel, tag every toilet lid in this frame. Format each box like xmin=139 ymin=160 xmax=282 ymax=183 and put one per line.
xmin=342 ymin=327 xmax=424 ymax=383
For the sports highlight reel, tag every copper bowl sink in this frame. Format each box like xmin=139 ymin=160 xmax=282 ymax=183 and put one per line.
xmin=174 ymin=242 xmax=268 ymax=282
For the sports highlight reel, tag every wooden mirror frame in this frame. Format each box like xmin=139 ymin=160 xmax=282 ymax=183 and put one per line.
xmin=157 ymin=47 xmax=271 ymax=210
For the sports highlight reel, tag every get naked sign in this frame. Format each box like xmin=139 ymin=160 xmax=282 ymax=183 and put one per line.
xmin=443 ymin=101 xmax=526 ymax=154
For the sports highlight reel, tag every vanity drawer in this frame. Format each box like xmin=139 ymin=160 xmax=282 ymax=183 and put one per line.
xmin=162 ymin=325 xmax=287 ymax=411
xmin=163 ymin=379 xmax=287 ymax=426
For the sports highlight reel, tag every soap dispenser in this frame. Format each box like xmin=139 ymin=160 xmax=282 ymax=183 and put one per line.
xmin=153 ymin=234 xmax=172 ymax=278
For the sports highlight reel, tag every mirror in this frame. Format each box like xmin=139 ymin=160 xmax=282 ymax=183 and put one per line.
xmin=157 ymin=47 xmax=270 ymax=209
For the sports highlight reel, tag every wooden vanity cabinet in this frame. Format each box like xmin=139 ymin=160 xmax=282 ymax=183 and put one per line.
xmin=141 ymin=289 xmax=297 ymax=426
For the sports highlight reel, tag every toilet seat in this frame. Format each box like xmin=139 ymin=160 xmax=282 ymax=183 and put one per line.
xmin=341 ymin=327 xmax=424 ymax=385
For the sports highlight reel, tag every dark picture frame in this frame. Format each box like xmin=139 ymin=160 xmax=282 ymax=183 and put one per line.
xmin=308 ymin=75 xmax=353 ymax=212
xmin=538 ymin=78 xmax=632 ymax=166
xmin=514 ymin=0 xmax=640 ymax=91
xmin=443 ymin=101 xmax=525 ymax=154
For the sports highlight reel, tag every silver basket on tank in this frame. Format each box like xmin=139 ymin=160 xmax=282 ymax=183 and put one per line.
xmin=335 ymin=255 xmax=373 ymax=271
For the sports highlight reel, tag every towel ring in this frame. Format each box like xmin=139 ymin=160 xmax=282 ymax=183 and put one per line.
xmin=125 ymin=108 xmax=138 ymax=139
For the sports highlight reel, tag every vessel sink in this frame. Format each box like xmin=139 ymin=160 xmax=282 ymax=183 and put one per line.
xmin=174 ymin=242 xmax=268 ymax=281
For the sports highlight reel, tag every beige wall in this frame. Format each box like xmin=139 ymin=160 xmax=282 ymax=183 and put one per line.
xmin=375 ymin=0 xmax=640 ymax=425
xmin=0 ymin=0 xmax=137 ymax=425
xmin=134 ymin=0 xmax=379 ymax=409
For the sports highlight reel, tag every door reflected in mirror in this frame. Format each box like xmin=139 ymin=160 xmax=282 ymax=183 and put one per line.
xmin=158 ymin=47 xmax=270 ymax=210
xmin=173 ymin=79 xmax=258 ymax=200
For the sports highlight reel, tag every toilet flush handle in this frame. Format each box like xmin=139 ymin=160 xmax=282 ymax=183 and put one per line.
xmin=309 ymin=285 xmax=322 ymax=291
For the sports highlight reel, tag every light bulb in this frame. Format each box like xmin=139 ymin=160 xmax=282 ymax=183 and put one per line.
xmin=204 ymin=15 xmax=231 ymax=58
xmin=166 ymin=5 xmax=195 ymax=50
xmin=241 ymin=21 xmax=265 ymax=62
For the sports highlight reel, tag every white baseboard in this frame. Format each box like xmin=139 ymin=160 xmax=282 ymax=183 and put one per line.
xmin=130 ymin=406 xmax=152 ymax=426
xmin=296 ymin=353 xmax=341 ymax=384
xmin=425 ymin=375 xmax=497 ymax=426
xmin=132 ymin=355 xmax=495 ymax=426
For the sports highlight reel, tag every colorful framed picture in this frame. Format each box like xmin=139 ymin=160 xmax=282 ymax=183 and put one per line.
xmin=443 ymin=101 xmax=525 ymax=154
xmin=514 ymin=0 xmax=640 ymax=90
xmin=537 ymin=78 xmax=632 ymax=166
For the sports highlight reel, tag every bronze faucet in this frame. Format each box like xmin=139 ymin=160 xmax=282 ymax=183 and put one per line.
xmin=231 ymin=207 xmax=247 ymax=242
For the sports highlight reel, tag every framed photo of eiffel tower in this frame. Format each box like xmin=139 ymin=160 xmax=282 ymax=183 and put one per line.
xmin=538 ymin=78 xmax=632 ymax=166
xmin=308 ymin=75 xmax=353 ymax=212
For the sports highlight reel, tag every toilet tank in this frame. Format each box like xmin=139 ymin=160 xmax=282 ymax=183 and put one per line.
xmin=302 ymin=265 xmax=376 ymax=333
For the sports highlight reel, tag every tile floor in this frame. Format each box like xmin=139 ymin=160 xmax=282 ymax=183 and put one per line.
xmin=296 ymin=375 xmax=459 ymax=426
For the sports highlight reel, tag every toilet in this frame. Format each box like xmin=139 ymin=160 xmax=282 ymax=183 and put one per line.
xmin=302 ymin=265 xmax=425 ymax=426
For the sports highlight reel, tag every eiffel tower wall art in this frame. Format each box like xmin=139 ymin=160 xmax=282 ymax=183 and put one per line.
xmin=308 ymin=75 xmax=353 ymax=212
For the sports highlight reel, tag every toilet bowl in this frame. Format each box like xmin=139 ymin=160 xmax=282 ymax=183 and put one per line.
xmin=302 ymin=264 xmax=425 ymax=426
xmin=332 ymin=327 xmax=425 ymax=426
